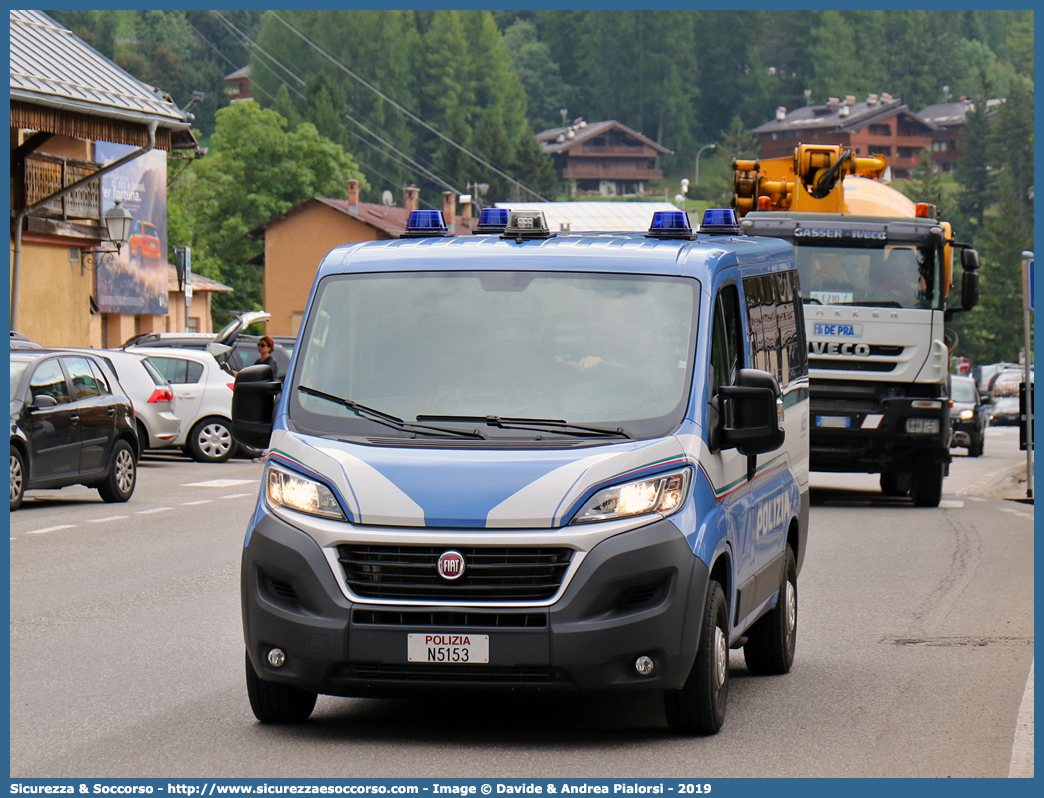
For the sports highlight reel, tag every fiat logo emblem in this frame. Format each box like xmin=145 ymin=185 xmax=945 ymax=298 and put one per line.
xmin=437 ymin=551 xmax=465 ymax=580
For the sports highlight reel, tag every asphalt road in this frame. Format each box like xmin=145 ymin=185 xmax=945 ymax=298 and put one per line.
xmin=8 ymin=428 xmax=1034 ymax=778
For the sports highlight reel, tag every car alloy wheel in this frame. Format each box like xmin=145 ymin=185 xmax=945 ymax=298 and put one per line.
xmin=114 ymin=447 xmax=135 ymax=494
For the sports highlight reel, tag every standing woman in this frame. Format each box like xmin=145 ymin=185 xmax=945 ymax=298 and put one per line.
xmin=254 ymin=335 xmax=282 ymax=378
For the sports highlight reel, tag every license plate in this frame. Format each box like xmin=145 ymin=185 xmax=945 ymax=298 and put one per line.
xmin=816 ymin=415 xmax=851 ymax=428
xmin=407 ymin=633 xmax=489 ymax=664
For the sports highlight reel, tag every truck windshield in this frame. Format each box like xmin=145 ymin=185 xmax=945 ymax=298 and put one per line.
xmin=289 ymin=271 xmax=698 ymax=442
xmin=795 ymin=243 xmax=940 ymax=309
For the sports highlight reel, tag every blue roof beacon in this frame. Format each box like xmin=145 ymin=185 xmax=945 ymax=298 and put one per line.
xmin=233 ymin=206 xmax=809 ymax=736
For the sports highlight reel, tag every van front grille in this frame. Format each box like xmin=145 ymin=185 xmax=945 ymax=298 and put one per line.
xmin=338 ymin=545 xmax=573 ymax=602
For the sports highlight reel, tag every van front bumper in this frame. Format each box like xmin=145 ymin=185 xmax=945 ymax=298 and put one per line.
xmin=242 ymin=511 xmax=709 ymax=697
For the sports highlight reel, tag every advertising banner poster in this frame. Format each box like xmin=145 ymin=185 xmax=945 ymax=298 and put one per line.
xmin=95 ymin=141 xmax=169 ymax=315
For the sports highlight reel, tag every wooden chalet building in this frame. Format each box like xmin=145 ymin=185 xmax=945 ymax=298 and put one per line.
xmin=753 ymin=94 xmax=937 ymax=179
xmin=536 ymin=119 xmax=672 ymax=197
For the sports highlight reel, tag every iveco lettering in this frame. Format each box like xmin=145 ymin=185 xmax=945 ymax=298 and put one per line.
xmin=231 ymin=207 xmax=810 ymax=734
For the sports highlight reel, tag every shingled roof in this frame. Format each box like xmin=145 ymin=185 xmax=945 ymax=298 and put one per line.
xmin=754 ymin=96 xmax=937 ymax=137
xmin=10 ymin=10 xmax=197 ymax=149
xmin=536 ymin=119 xmax=672 ymax=156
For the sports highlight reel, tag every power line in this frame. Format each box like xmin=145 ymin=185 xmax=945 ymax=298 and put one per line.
xmin=208 ymin=10 xmax=459 ymax=200
xmin=267 ymin=10 xmax=548 ymax=201
xmin=344 ymin=113 xmax=462 ymax=195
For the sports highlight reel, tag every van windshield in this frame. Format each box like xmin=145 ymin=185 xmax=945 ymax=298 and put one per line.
xmin=290 ymin=271 xmax=698 ymax=442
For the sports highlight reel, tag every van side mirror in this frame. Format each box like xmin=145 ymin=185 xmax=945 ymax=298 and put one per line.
xmin=231 ymin=364 xmax=280 ymax=450
xmin=719 ymin=369 xmax=786 ymax=456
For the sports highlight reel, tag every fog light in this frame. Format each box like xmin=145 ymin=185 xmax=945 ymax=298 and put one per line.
xmin=635 ymin=655 xmax=655 ymax=676
xmin=268 ymin=648 xmax=286 ymax=668
xmin=905 ymin=418 xmax=940 ymax=434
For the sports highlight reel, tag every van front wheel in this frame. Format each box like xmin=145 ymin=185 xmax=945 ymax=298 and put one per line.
xmin=664 ymin=580 xmax=728 ymax=735
xmin=245 ymin=650 xmax=317 ymax=723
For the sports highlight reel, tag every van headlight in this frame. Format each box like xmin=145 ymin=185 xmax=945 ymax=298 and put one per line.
xmin=266 ymin=463 xmax=344 ymax=520
xmin=571 ymin=469 xmax=691 ymax=524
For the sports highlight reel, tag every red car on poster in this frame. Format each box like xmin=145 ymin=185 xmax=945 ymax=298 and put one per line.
xmin=129 ymin=219 xmax=162 ymax=261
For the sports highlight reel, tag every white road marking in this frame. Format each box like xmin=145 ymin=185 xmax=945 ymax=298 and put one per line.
xmin=181 ymin=478 xmax=256 ymax=488
xmin=181 ymin=500 xmax=213 ymax=506
xmin=938 ymin=500 xmax=964 ymax=509
xmin=25 ymin=525 xmax=75 ymax=535
xmin=136 ymin=506 xmax=173 ymax=515
xmin=1008 ymin=659 xmax=1034 ymax=777
xmin=220 ymin=493 xmax=253 ymax=499
xmin=86 ymin=516 xmax=128 ymax=523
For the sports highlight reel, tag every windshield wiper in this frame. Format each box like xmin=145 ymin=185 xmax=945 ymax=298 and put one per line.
xmin=298 ymin=386 xmax=486 ymax=439
xmin=416 ymin=414 xmax=633 ymax=440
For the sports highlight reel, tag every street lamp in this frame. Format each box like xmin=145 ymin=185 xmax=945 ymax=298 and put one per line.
xmin=81 ymin=200 xmax=134 ymax=275
xmin=695 ymin=144 xmax=716 ymax=187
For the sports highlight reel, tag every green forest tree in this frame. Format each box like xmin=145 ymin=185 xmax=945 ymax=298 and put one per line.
xmin=168 ymin=101 xmax=367 ymax=323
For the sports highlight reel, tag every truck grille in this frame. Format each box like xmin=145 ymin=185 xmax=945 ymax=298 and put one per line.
xmin=338 ymin=545 xmax=573 ymax=602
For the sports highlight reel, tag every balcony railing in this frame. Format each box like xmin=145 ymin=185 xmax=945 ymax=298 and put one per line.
xmin=21 ymin=153 xmax=101 ymax=221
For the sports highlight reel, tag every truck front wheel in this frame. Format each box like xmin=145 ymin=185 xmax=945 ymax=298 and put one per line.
xmin=911 ymin=461 xmax=944 ymax=507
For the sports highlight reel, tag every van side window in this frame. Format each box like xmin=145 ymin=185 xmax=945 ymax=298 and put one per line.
xmin=743 ymin=272 xmax=807 ymax=392
xmin=710 ymin=284 xmax=742 ymax=421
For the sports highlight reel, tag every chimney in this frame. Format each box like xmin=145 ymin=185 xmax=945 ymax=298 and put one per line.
xmin=844 ymin=95 xmax=856 ymax=105
xmin=881 ymin=92 xmax=893 ymax=102
xmin=347 ymin=179 xmax=359 ymax=214
xmin=775 ymin=106 xmax=787 ymax=121
xmin=827 ymin=97 xmax=840 ymax=107
xmin=839 ymin=105 xmax=850 ymax=117
xmin=442 ymin=191 xmax=456 ymax=234
xmin=867 ymin=93 xmax=879 ymax=106
xmin=460 ymin=193 xmax=473 ymax=230
xmin=404 ymin=185 xmax=420 ymax=214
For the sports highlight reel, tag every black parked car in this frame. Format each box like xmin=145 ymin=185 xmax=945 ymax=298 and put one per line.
xmin=949 ymin=375 xmax=987 ymax=457
xmin=10 ymin=350 xmax=138 ymax=510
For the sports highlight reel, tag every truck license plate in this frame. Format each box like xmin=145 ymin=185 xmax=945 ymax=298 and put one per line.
xmin=816 ymin=416 xmax=851 ymax=428
xmin=408 ymin=633 xmax=489 ymax=664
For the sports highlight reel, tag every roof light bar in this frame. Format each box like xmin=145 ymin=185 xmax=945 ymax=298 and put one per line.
xmin=699 ymin=208 xmax=743 ymax=236
xmin=502 ymin=210 xmax=553 ymax=241
xmin=646 ymin=210 xmax=694 ymax=240
xmin=401 ymin=209 xmax=449 ymax=238
xmin=474 ymin=207 xmax=509 ymax=234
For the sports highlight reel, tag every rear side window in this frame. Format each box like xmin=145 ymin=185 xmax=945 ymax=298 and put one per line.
xmin=139 ymin=357 xmax=168 ymax=386
xmin=86 ymin=359 xmax=111 ymax=395
xmin=63 ymin=357 xmax=104 ymax=400
xmin=29 ymin=359 xmax=70 ymax=404
xmin=148 ymin=356 xmax=204 ymax=385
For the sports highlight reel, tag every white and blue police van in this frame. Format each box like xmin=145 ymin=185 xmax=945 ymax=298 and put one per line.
xmin=232 ymin=207 xmax=810 ymax=734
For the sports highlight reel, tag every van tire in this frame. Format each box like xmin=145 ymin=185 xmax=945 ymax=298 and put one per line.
xmin=664 ymin=580 xmax=728 ymax=735
xmin=245 ymin=650 xmax=317 ymax=723
xmin=911 ymin=461 xmax=944 ymax=507
xmin=743 ymin=546 xmax=797 ymax=675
